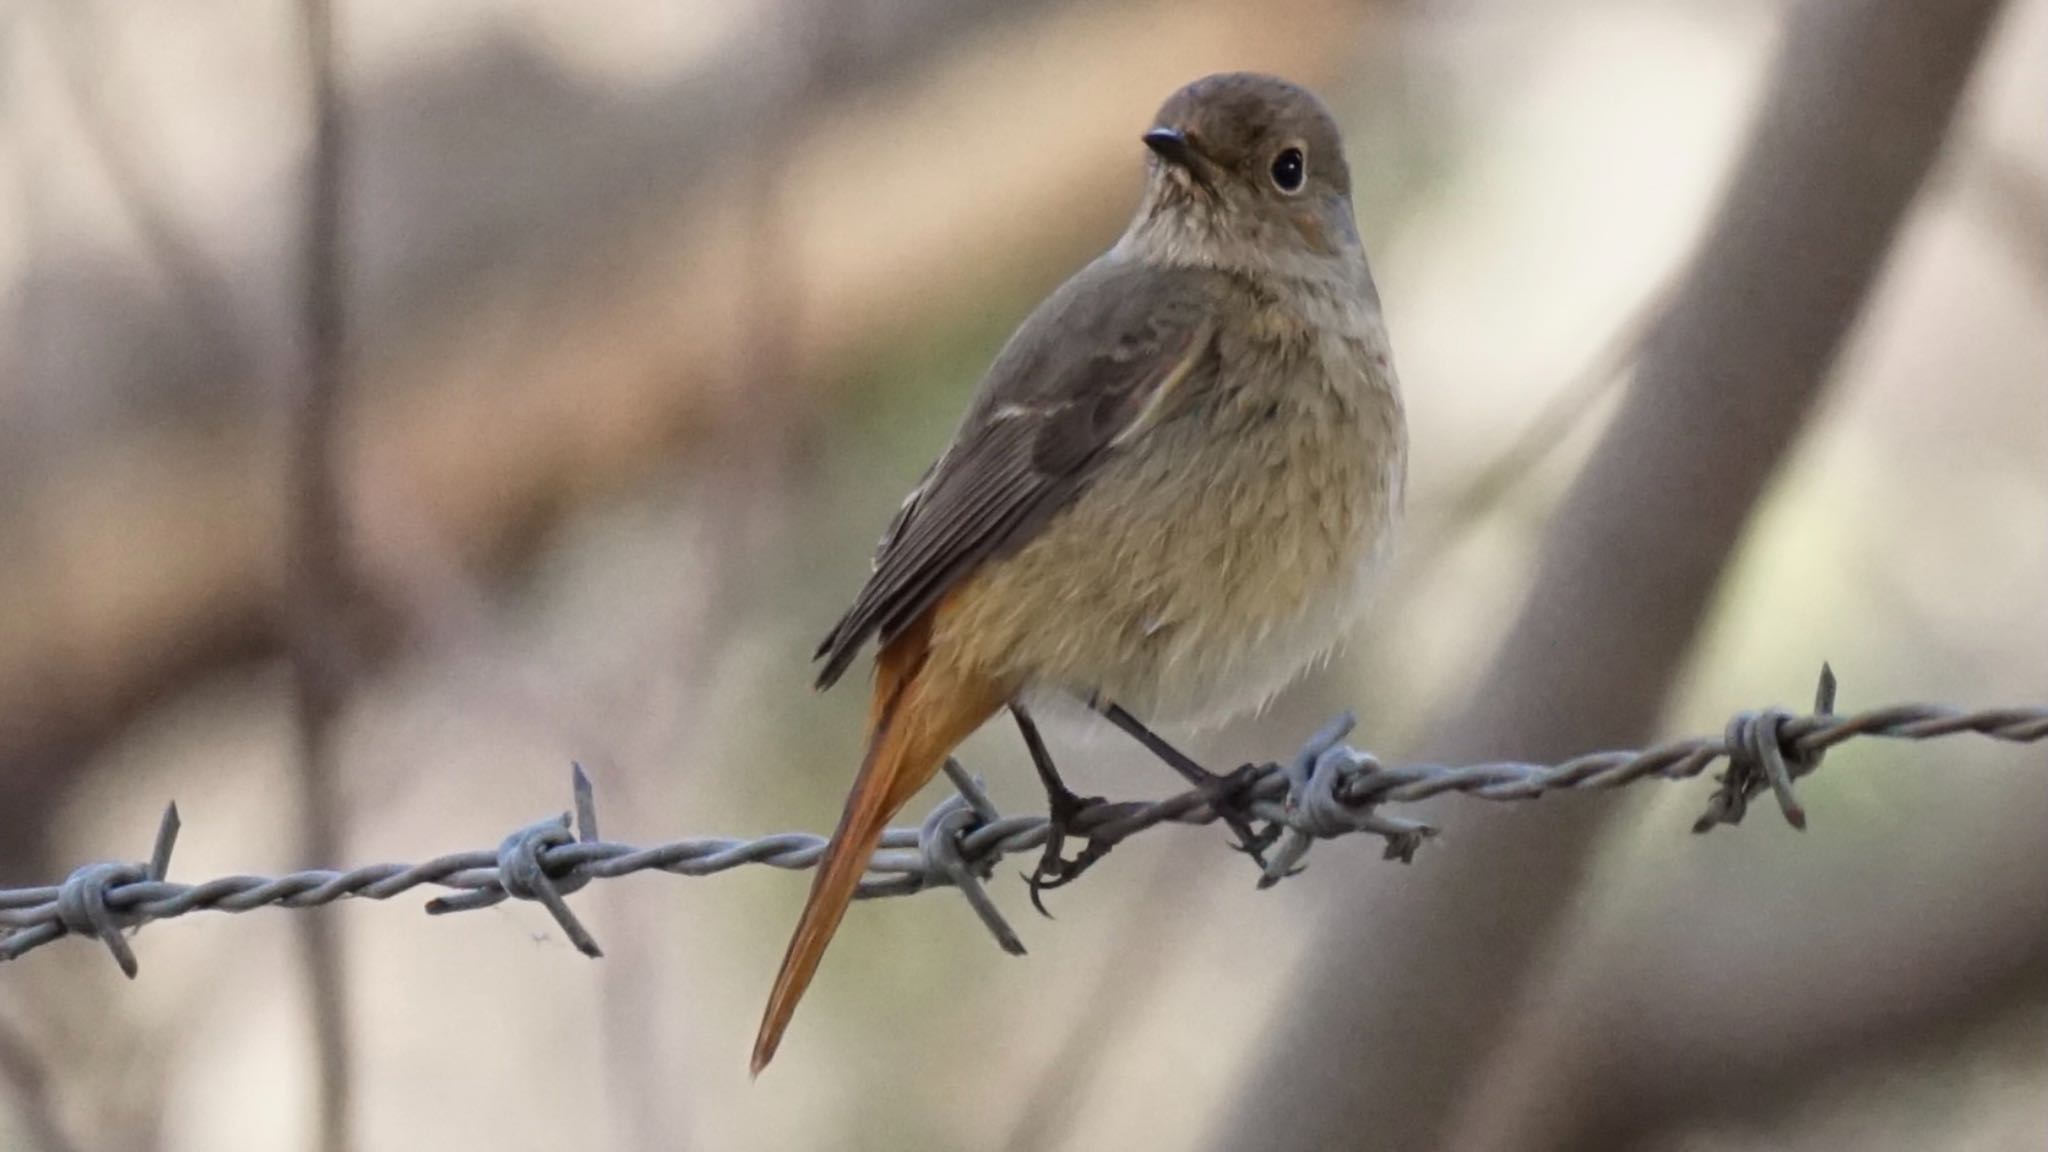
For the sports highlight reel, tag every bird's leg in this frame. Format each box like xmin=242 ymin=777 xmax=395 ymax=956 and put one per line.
xmin=1012 ymin=704 xmax=1115 ymax=915
xmin=1096 ymin=701 xmax=1281 ymax=866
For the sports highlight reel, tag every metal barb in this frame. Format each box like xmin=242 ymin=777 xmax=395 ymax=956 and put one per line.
xmin=149 ymin=804 xmax=181 ymax=882
xmin=1693 ymin=664 xmax=1837 ymax=834
xmin=55 ymin=861 xmax=147 ymax=977
xmin=4 ymin=676 xmax=2046 ymax=970
xmin=941 ymin=758 xmax=1004 ymax=826
xmin=919 ymin=791 xmax=1025 ymax=956
xmin=423 ymin=762 xmax=607 ymax=956
xmin=571 ymin=763 xmax=599 ymax=844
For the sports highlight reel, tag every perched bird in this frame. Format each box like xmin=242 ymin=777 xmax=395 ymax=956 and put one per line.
xmin=753 ymin=72 xmax=1405 ymax=1075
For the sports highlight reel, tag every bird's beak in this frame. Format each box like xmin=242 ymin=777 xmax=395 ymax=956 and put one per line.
xmin=1143 ymin=127 xmax=1216 ymax=191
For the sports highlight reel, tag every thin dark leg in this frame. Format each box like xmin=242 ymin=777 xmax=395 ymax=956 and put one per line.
xmin=1097 ymin=701 xmax=1281 ymax=865
xmin=1012 ymin=704 xmax=1115 ymax=915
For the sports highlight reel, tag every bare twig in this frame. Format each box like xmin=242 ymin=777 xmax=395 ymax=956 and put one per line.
xmin=288 ymin=4 xmax=356 ymax=1151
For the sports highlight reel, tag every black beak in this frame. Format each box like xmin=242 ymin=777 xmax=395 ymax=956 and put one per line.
xmin=1143 ymin=127 xmax=1215 ymax=190
xmin=1143 ymin=127 xmax=1196 ymax=166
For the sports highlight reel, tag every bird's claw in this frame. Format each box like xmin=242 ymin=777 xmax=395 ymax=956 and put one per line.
xmin=1025 ymin=789 xmax=1116 ymax=917
xmin=1208 ymin=762 xmax=1281 ymax=869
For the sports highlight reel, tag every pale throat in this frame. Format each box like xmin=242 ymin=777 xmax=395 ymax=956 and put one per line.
xmin=1115 ymin=194 xmax=1377 ymax=332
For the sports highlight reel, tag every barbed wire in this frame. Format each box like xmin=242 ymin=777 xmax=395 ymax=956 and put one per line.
xmin=3 ymin=666 xmax=2044 ymax=975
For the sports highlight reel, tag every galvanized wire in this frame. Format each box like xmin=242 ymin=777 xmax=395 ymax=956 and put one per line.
xmin=3 ymin=667 xmax=2044 ymax=974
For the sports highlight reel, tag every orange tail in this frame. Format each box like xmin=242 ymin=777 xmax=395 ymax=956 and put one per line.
xmin=751 ymin=620 xmax=1001 ymax=1076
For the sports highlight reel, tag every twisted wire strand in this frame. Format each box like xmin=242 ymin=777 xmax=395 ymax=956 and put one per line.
xmin=4 ymin=668 xmax=2044 ymax=973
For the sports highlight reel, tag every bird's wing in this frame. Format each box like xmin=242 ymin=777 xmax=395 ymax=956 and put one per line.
xmin=813 ymin=259 xmax=1228 ymax=688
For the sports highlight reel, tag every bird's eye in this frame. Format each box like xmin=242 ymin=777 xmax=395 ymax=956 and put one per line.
xmin=1270 ymin=146 xmax=1306 ymax=193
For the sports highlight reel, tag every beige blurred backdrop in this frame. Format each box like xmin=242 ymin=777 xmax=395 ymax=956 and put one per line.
xmin=1 ymin=1 xmax=2044 ymax=1150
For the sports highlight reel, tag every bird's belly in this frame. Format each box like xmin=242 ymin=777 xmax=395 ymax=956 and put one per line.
xmin=935 ymin=389 xmax=1402 ymax=726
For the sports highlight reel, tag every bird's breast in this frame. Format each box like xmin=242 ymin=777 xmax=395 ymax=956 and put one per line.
xmin=933 ymin=325 xmax=1405 ymax=725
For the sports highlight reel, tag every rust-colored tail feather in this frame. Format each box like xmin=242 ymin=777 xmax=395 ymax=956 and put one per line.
xmin=751 ymin=620 xmax=1000 ymax=1076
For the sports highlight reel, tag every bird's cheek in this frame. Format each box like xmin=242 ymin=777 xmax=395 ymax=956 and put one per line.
xmin=1290 ymin=210 xmax=1337 ymax=257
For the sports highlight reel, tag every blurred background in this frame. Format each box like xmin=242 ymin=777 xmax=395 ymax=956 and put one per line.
xmin=1 ymin=1 xmax=2044 ymax=1149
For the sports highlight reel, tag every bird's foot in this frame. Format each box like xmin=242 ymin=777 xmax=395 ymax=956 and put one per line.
xmin=1024 ymin=785 xmax=1116 ymax=917
xmin=1202 ymin=762 xmax=1283 ymax=868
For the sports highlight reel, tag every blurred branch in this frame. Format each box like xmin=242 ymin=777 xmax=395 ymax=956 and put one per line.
xmin=1599 ymin=924 xmax=2048 ymax=1150
xmin=0 ymin=1014 xmax=81 ymax=1152
xmin=287 ymin=4 xmax=356 ymax=1152
xmin=1954 ymin=135 xmax=2048 ymax=300
xmin=3 ymin=687 xmax=2043 ymax=972
xmin=1440 ymin=723 xmax=2048 ymax=1152
xmin=1390 ymin=275 xmax=1671 ymax=592
xmin=30 ymin=0 xmax=254 ymax=375
xmin=0 ymin=0 xmax=265 ymax=874
xmin=998 ymin=838 xmax=1208 ymax=1152
xmin=1214 ymin=0 xmax=2014 ymax=1148
xmin=591 ymin=10 xmax=831 ymax=1148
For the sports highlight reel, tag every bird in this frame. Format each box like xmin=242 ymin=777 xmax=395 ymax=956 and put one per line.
xmin=752 ymin=71 xmax=1405 ymax=1075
